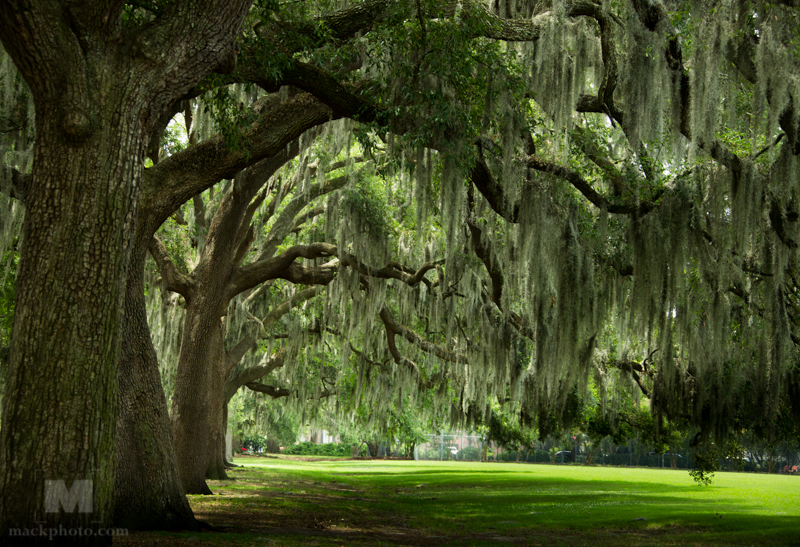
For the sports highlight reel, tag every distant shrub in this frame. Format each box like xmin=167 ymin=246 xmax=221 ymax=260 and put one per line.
xmin=284 ymin=442 xmax=350 ymax=456
xmin=241 ymin=435 xmax=266 ymax=452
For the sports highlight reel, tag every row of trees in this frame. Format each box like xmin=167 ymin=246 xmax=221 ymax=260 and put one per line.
xmin=1 ymin=0 xmax=800 ymax=544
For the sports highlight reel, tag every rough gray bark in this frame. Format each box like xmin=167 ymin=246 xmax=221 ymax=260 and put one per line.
xmin=0 ymin=2 xmax=251 ymax=542
xmin=164 ymin=138 xmax=337 ymax=494
xmin=115 ymin=239 xmax=196 ymax=530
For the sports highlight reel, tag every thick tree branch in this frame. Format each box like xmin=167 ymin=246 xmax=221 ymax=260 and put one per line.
xmin=339 ymin=253 xmax=442 ymax=289
xmin=224 ymin=349 xmax=287 ymax=402
xmin=470 ymin=148 xmax=520 ymax=223
xmin=245 ymin=381 xmax=332 ymax=400
xmin=379 ymin=306 xmax=467 ymax=364
xmin=142 ymin=93 xmax=336 ymax=226
xmin=0 ymin=2 xmax=92 ymax=124
xmin=472 ymin=136 xmax=658 ymax=224
xmin=253 ymin=171 xmax=355 ymax=262
xmin=725 ymin=34 xmax=758 ymax=85
xmin=607 ymin=358 xmax=652 ymax=398
xmin=244 ymin=383 xmax=292 ymax=398
xmin=237 ymin=58 xmax=378 ymax=121
xmin=232 ymin=134 xmax=316 ymax=262
xmin=256 ymin=0 xmax=400 ymax=53
xmin=132 ymin=0 xmax=250 ymax=109
xmin=525 ymin=155 xmax=660 ymax=215
xmin=232 ymin=225 xmax=256 ymax=268
xmin=262 ymin=287 xmax=322 ymax=328
xmin=572 ymin=126 xmax=629 ymax=197
xmin=466 ymin=187 xmax=505 ymax=308
xmin=148 ymin=236 xmax=194 ymax=299
xmin=228 ymin=244 xmax=338 ymax=299
xmin=458 ymin=0 xmax=604 ymax=42
xmin=291 ymin=205 xmax=326 ymax=234
xmin=231 ymin=158 xmax=294 ymax=267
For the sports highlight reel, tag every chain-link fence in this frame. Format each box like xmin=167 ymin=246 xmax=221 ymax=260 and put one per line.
xmin=413 ymin=434 xmax=695 ymax=468
xmin=414 ymin=434 xmax=485 ymax=461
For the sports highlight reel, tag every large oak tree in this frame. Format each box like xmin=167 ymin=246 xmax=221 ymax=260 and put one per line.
xmin=0 ymin=1 xmax=250 ymax=541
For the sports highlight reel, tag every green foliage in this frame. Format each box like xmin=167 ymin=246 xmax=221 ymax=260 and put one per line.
xmin=689 ymin=441 xmax=720 ymax=486
xmin=161 ymin=119 xmax=188 ymax=157
xmin=0 ymin=248 xmax=14 ymax=400
xmin=155 ymin=216 xmax=193 ymax=274
xmin=283 ymin=441 xmax=350 ymax=456
xmin=386 ymin=402 xmax=432 ymax=456
xmin=359 ymin=0 xmax=527 ymax=164
xmin=113 ymin=0 xmax=800 ymax=481
xmin=200 ymin=82 xmax=260 ymax=153
xmin=241 ymin=434 xmax=267 ymax=452
xmin=478 ymin=399 xmax=537 ymax=458
xmin=0 ymin=248 xmax=16 ymax=350
xmin=233 ymin=392 xmax=300 ymax=448
xmin=340 ymin=175 xmax=396 ymax=239
xmin=537 ymin=387 xmax=584 ymax=441
xmin=120 ymin=2 xmax=171 ymax=26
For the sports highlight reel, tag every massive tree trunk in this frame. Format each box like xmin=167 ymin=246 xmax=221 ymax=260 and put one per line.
xmin=114 ymin=240 xmax=197 ymax=530
xmin=0 ymin=84 xmax=141 ymax=543
xmin=0 ymin=2 xmax=250 ymax=541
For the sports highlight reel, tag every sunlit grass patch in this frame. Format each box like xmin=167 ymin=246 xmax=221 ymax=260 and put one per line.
xmin=116 ymin=458 xmax=800 ymax=546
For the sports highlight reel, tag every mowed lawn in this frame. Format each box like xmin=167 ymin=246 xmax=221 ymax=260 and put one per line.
xmin=116 ymin=457 xmax=800 ymax=546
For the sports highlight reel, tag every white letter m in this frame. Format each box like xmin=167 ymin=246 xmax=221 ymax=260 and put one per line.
xmin=45 ymin=480 xmax=93 ymax=513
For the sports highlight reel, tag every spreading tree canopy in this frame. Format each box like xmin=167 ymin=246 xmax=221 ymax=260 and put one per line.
xmin=1 ymin=0 xmax=800 ymax=542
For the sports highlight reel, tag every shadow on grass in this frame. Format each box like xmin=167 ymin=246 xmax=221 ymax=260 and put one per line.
xmin=115 ymin=462 xmax=800 ymax=547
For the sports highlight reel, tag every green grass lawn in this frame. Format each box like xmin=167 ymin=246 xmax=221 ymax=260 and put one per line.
xmin=116 ymin=457 xmax=800 ymax=546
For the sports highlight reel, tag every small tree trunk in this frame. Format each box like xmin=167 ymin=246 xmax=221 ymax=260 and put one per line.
xmin=222 ymin=405 xmax=239 ymax=468
xmin=585 ymin=444 xmax=601 ymax=465
xmin=366 ymin=441 xmax=379 ymax=459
